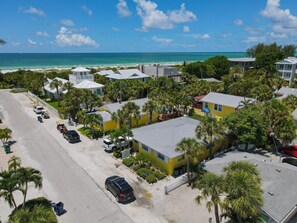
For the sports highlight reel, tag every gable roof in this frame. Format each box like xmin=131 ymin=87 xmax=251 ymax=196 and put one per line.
xmin=276 ymin=87 xmax=297 ymax=98
xmin=203 ymin=151 xmax=297 ymax=223
xmin=74 ymin=80 xmax=104 ymax=89
xmin=228 ymin=58 xmax=255 ymax=62
xmin=276 ymin=57 xmax=297 ymax=65
xmin=201 ymin=92 xmax=255 ymax=108
xmin=132 ymin=117 xmax=200 ymax=158
xmin=98 ymin=69 xmax=149 ymax=80
xmin=102 ymin=98 xmax=149 ymax=114
xmin=71 ymin=66 xmax=90 ymax=72
xmin=44 ymin=77 xmax=68 ymax=93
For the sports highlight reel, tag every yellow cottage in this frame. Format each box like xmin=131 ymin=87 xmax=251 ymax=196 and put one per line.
xmin=132 ymin=117 xmax=225 ymax=175
xmin=98 ymin=98 xmax=158 ymax=132
xmin=197 ymin=92 xmax=255 ymax=120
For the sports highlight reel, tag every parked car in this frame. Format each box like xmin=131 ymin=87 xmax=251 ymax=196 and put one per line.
xmin=282 ymin=157 xmax=297 ymax=167
xmin=57 ymin=124 xmax=67 ymax=133
xmin=280 ymin=145 xmax=297 ymax=158
xmin=33 ymin=106 xmax=45 ymax=114
xmin=105 ymin=176 xmax=135 ymax=203
xmin=103 ymin=136 xmax=133 ymax=152
xmin=63 ymin=130 xmax=80 ymax=143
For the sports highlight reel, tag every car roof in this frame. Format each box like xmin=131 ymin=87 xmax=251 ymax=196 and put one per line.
xmin=113 ymin=177 xmax=132 ymax=191
xmin=67 ymin=130 xmax=78 ymax=135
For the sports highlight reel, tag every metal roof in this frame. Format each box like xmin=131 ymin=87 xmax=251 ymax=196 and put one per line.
xmin=276 ymin=87 xmax=297 ymax=97
xmin=43 ymin=77 xmax=68 ymax=93
xmin=74 ymin=80 xmax=104 ymax=89
xmin=203 ymin=151 xmax=297 ymax=223
xmin=228 ymin=58 xmax=255 ymax=62
xmin=276 ymin=57 xmax=297 ymax=65
xmin=102 ymin=98 xmax=148 ymax=114
xmin=132 ymin=117 xmax=200 ymax=158
xmin=98 ymin=69 xmax=149 ymax=80
xmin=71 ymin=66 xmax=90 ymax=72
xmin=201 ymin=92 xmax=255 ymax=108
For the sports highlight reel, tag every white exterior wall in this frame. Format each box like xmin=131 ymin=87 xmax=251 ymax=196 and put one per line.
xmin=69 ymin=71 xmax=94 ymax=85
xmin=276 ymin=63 xmax=296 ymax=85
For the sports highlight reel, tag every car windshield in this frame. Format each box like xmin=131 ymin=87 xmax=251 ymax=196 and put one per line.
xmin=103 ymin=139 xmax=112 ymax=145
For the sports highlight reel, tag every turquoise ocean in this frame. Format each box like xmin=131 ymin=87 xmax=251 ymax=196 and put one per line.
xmin=0 ymin=52 xmax=246 ymax=70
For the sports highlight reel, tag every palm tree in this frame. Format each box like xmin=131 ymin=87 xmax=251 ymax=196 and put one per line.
xmin=111 ymin=109 xmax=127 ymax=128
xmin=176 ymin=138 xmax=204 ymax=186
xmin=0 ymin=171 xmax=19 ymax=209
xmin=0 ymin=128 xmax=12 ymax=145
xmin=110 ymin=126 xmax=133 ymax=151
xmin=195 ymin=116 xmax=222 ymax=159
xmin=8 ymin=205 xmax=57 ymax=223
xmin=85 ymin=113 xmax=103 ymax=139
xmin=76 ymin=110 xmax=87 ymax=127
xmin=237 ymin=98 xmax=254 ymax=109
xmin=8 ymin=156 xmax=22 ymax=172
xmin=122 ymin=102 xmax=140 ymax=128
xmin=222 ymin=162 xmax=263 ymax=223
xmin=63 ymin=82 xmax=74 ymax=92
xmin=223 ymin=161 xmax=261 ymax=183
xmin=142 ymin=100 xmax=159 ymax=124
xmin=16 ymin=167 xmax=43 ymax=207
xmin=195 ymin=173 xmax=224 ymax=223
xmin=49 ymin=79 xmax=63 ymax=106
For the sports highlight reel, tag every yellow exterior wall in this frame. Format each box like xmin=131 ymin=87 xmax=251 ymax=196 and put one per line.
xmin=103 ymin=112 xmax=158 ymax=132
xmin=196 ymin=103 xmax=235 ymax=120
xmin=135 ymin=137 xmax=227 ymax=175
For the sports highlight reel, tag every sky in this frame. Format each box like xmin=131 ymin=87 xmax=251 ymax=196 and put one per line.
xmin=0 ymin=0 xmax=297 ymax=53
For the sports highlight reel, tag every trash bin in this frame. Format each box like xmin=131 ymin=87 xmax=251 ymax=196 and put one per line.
xmin=54 ymin=202 xmax=64 ymax=215
xmin=37 ymin=116 xmax=43 ymax=123
xmin=4 ymin=145 xmax=11 ymax=154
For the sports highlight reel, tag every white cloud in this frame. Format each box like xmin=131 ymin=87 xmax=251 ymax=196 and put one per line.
xmin=244 ymin=36 xmax=266 ymax=43
xmin=191 ymin=34 xmax=210 ymax=39
xmin=117 ymin=0 xmax=131 ymax=17
xmin=82 ymin=5 xmax=92 ymax=16
xmin=152 ymin=35 xmax=173 ymax=45
xmin=36 ymin=31 xmax=49 ymax=37
xmin=234 ymin=19 xmax=243 ymax=26
xmin=56 ymin=27 xmax=99 ymax=48
xmin=183 ymin=26 xmax=190 ymax=33
xmin=23 ymin=6 xmax=45 ymax=16
xmin=261 ymin=0 xmax=297 ymax=34
xmin=112 ymin=27 xmax=120 ymax=32
xmin=134 ymin=0 xmax=196 ymax=30
xmin=27 ymin=39 xmax=37 ymax=45
xmin=135 ymin=27 xmax=149 ymax=32
xmin=60 ymin=19 xmax=75 ymax=27
xmin=270 ymin=32 xmax=287 ymax=38
xmin=222 ymin=33 xmax=232 ymax=38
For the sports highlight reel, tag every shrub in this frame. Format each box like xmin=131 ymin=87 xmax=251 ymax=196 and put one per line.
xmin=132 ymin=164 xmax=141 ymax=171
xmin=123 ymin=157 xmax=135 ymax=167
xmin=136 ymin=168 xmax=152 ymax=179
xmin=146 ymin=174 xmax=157 ymax=184
xmin=113 ymin=150 xmax=121 ymax=159
xmin=154 ymin=171 xmax=166 ymax=180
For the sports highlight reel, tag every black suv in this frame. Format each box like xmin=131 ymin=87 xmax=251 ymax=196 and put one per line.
xmin=63 ymin=130 xmax=80 ymax=143
xmin=105 ymin=176 xmax=135 ymax=203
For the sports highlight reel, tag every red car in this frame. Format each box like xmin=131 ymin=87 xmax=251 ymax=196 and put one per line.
xmin=281 ymin=145 xmax=297 ymax=157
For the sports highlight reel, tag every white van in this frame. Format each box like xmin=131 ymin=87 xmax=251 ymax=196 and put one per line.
xmin=103 ymin=136 xmax=133 ymax=152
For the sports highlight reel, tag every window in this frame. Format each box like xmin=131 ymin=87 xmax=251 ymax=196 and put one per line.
xmin=142 ymin=144 xmax=149 ymax=152
xmin=214 ymin=104 xmax=222 ymax=112
xmin=158 ymin=153 xmax=165 ymax=161
xmin=204 ymin=102 xmax=209 ymax=109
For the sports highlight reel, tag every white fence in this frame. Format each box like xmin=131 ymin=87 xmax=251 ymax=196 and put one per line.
xmin=27 ymin=91 xmax=60 ymax=117
xmin=164 ymin=173 xmax=197 ymax=195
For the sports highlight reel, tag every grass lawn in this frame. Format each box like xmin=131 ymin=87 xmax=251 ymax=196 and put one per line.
xmin=47 ymin=100 xmax=61 ymax=110
xmin=78 ymin=127 xmax=92 ymax=138
xmin=190 ymin=113 xmax=204 ymax=121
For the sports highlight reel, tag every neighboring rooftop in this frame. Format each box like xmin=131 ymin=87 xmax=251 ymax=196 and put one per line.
xmin=203 ymin=151 xmax=297 ymax=223
xmin=276 ymin=87 xmax=297 ymax=98
xmin=200 ymin=78 xmax=221 ymax=83
xmin=132 ymin=117 xmax=200 ymax=158
xmin=95 ymin=111 xmax=112 ymax=122
xmin=71 ymin=66 xmax=90 ymax=72
xmin=102 ymin=98 xmax=149 ymax=114
xmin=74 ymin=80 xmax=104 ymax=89
xmin=276 ymin=57 xmax=297 ymax=65
xmin=201 ymin=92 xmax=255 ymax=108
xmin=292 ymin=108 xmax=297 ymax=121
xmin=44 ymin=77 xmax=68 ymax=93
xmin=228 ymin=58 xmax=255 ymax=62
xmin=98 ymin=69 xmax=149 ymax=80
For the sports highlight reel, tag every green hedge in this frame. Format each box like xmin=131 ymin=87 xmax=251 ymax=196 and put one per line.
xmin=113 ymin=150 xmax=121 ymax=159
xmin=153 ymin=171 xmax=166 ymax=180
xmin=136 ymin=168 xmax=152 ymax=179
xmin=123 ymin=157 xmax=135 ymax=167
xmin=146 ymin=174 xmax=157 ymax=184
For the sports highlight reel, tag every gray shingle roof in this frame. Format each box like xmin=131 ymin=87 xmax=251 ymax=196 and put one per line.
xmin=96 ymin=111 xmax=112 ymax=122
xmin=132 ymin=117 xmax=200 ymax=158
xmin=203 ymin=151 xmax=297 ymax=223
xmin=201 ymin=92 xmax=255 ymax=108
xmin=102 ymin=98 xmax=149 ymax=114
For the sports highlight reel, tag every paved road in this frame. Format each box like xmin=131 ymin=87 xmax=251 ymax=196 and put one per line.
xmin=0 ymin=90 xmax=133 ymax=223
